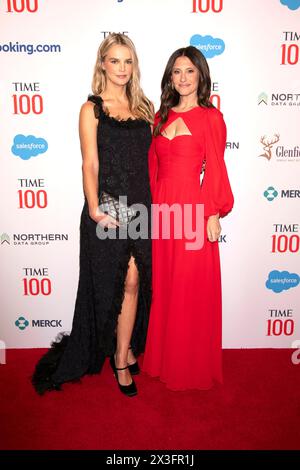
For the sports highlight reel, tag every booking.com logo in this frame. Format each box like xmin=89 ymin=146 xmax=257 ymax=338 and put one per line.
xmin=266 ymin=270 xmax=300 ymax=293
xmin=11 ymin=134 xmax=48 ymax=160
xmin=190 ymin=34 xmax=225 ymax=59
xmin=0 ymin=42 xmax=61 ymax=55
xmin=280 ymin=0 xmax=300 ymax=10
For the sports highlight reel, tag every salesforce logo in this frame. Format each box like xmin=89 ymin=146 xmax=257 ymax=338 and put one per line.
xmin=280 ymin=0 xmax=300 ymax=10
xmin=11 ymin=134 xmax=48 ymax=160
xmin=266 ymin=270 xmax=300 ymax=293
xmin=190 ymin=34 xmax=225 ymax=59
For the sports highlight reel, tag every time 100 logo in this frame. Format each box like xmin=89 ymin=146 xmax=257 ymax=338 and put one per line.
xmin=192 ymin=0 xmax=223 ymax=13
xmin=6 ymin=0 xmax=38 ymax=12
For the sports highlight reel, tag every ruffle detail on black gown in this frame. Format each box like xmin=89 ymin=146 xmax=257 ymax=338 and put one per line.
xmin=32 ymin=209 xmax=151 ymax=395
xmin=87 ymin=94 xmax=148 ymax=129
xmin=31 ymin=333 xmax=70 ymax=394
xmin=31 ymin=94 xmax=152 ymax=395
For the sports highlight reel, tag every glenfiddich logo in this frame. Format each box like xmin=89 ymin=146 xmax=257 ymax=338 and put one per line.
xmin=259 ymin=134 xmax=280 ymax=160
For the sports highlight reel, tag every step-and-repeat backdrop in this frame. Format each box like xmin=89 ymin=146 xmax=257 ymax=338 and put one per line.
xmin=1 ymin=0 xmax=299 ymax=350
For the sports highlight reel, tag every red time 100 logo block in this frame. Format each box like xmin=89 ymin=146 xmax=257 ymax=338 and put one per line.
xmin=13 ymin=94 xmax=43 ymax=115
xmin=192 ymin=0 xmax=223 ymax=13
xmin=18 ymin=180 xmax=48 ymax=209
xmin=281 ymin=44 xmax=299 ymax=65
xmin=271 ymin=234 xmax=300 ymax=253
xmin=6 ymin=0 xmax=38 ymax=12
xmin=18 ymin=190 xmax=47 ymax=208
xmin=267 ymin=319 xmax=294 ymax=336
xmin=23 ymin=268 xmax=52 ymax=296
xmin=23 ymin=278 xmax=52 ymax=295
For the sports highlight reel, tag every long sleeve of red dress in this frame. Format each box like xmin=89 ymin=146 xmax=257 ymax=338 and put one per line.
xmin=201 ymin=108 xmax=234 ymax=218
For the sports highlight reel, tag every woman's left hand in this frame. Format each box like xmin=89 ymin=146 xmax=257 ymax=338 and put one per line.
xmin=207 ymin=214 xmax=221 ymax=242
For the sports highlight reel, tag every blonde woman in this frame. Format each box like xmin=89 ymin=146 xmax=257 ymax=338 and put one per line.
xmin=32 ymin=34 xmax=153 ymax=397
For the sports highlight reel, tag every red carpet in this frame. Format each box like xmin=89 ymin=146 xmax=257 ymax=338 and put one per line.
xmin=0 ymin=349 xmax=299 ymax=450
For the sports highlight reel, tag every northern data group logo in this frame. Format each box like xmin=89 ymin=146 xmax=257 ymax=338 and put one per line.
xmin=258 ymin=91 xmax=300 ymax=107
xmin=11 ymin=134 xmax=48 ymax=160
xmin=190 ymin=34 xmax=225 ymax=58
xmin=266 ymin=270 xmax=300 ymax=293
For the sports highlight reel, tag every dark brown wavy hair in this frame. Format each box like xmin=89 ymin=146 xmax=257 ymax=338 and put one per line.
xmin=154 ymin=46 xmax=213 ymax=136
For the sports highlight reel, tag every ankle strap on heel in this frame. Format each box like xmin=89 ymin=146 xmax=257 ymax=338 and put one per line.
xmin=115 ymin=365 xmax=129 ymax=371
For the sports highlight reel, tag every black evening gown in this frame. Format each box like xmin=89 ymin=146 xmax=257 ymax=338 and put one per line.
xmin=32 ymin=95 xmax=152 ymax=394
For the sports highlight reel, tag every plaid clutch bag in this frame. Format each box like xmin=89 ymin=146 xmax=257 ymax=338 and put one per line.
xmin=99 ymin=191 xmax=137 ymax=226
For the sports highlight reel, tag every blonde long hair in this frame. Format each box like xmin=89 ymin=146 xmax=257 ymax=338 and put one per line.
xmin=92 ymin=33 xmax=153 ymax=123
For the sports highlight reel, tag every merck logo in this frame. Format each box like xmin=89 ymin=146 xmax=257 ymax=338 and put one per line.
xmin=15 ymin=316 xmax=29 ymax=330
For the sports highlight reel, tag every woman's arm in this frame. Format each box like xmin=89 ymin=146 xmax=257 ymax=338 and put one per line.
xmin=79 ymin=101 xmax=99 ymax=220
xmin=79 ymin=101 xmax=119 ymax=228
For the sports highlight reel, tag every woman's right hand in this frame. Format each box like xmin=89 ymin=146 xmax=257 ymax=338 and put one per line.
xmin=89 ymin=206 xmax=119 ymax=228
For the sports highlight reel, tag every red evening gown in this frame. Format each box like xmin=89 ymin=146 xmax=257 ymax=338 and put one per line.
xmin=142 ymin=106 xmax=234 ymax=391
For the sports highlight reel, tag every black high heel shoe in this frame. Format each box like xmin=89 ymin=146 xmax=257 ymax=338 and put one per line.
xmin=127 ymin=346 xmax=140 ymax=375
xmin=109 ymin=355 xmax=137 ymax=397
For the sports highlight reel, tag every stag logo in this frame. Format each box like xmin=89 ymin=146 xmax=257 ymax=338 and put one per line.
xmin=259 ymin=134 xmax=280 ymax=160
